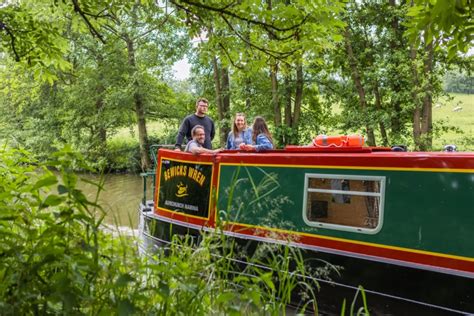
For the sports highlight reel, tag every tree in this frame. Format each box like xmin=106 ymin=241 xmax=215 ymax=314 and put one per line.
xmin=172 ymin=0 xmax=345 ymax=147
xmin=313 ymin=1 xmax=461 ymax=150
xmin=1 ymin=1 xmax=188 ymax=170
xmin=444 ymin=68 xmax=474 ymax=94
xmin=406 ymin=0 xmax=473 ymax=59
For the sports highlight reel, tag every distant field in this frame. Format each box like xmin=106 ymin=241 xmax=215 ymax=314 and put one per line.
xmin=111 ymin=120 xmax=179 ymax=143
xmin=112 ymin=93 xmax=473 ymax=151
xmin=433 ymin=93 xmax=474 ymax=151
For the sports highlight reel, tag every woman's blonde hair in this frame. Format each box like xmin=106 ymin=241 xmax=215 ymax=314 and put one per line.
xmin=232 ymin=113 xmax=247 ymax=136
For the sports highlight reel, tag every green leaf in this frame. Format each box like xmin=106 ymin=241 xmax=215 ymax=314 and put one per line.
xmin=33 ymin=175 xmax=58 ymax=190
xmin=115 ymin=273 xmax=135 ymax=287
xmin=259 ymin=271 xmax=275 ymax=291
xmin=42 ymin=194 xmax=65 ymax=207
xmin=118 ymin=299 xmax=136 ymax=316
xmin=216 ymin=292 xmax=235 ymax=304
xmin=57 ymin=184 xmax=69 ymax=195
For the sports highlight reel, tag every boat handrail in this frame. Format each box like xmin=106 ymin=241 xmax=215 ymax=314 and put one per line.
xmin=140 ymin=144 xmax=175 ymax=204
xmin=149 ymin=144 xmax=175 ymax=166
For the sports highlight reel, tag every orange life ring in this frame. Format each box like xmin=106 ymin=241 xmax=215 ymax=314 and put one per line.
xmin=312 ymin=135 xmax=364 ymax=147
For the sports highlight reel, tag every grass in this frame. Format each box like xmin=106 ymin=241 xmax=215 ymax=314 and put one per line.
xmin=433 ymin=93 xmax=474 ymax=151
xmin=111 ymin=120 xmax=179 ymax=144
xmin=2 ymin=147 xmax=350 ymax=315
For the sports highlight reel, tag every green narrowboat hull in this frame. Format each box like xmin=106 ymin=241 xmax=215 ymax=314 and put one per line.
xmin=140 ymin=146 xmax=474 ymax=313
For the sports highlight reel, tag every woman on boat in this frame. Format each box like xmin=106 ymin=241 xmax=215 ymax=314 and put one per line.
xmin=240 ymin=116 xmax=274 ymax=151
xmin=226 ymin=113 xmax=253 ymax=150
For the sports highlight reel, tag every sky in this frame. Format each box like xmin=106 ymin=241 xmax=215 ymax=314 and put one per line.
xmin=172 ymin=58 xmax=191 ymax=80
xmin=172 ymin=34 xmax=207 ymax=80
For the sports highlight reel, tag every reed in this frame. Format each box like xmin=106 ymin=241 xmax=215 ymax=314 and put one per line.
xmin=0 ymin=147 xmax=371 ymax=315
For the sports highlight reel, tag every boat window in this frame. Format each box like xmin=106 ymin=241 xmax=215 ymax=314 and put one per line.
xmin=303 ymin=174 xmax=385 ymax=234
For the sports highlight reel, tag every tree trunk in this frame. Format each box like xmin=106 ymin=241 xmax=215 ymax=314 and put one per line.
xmin=220 ymin=66 xmax=231 ymax=146
xmin=95 ymin=54 xmax=106 ymax=147
xmin=126 ymin=35 xmax=151 ymax=170
xmin=293 ymin=61 xmax=303 ymax=129
xmin=212 ymin=56 xmax=225 ymax=146
xmin=245 ymin=76 xmax=251 ymax=110
xmin=344 ymin=28 xmax=376 ymax=146
xmin=266 ymin=0 xmax=281 ymax=129
xmin=270 ymin=63 xmax=281 ymax=128
xmin=284 ymin=76 xmax=292 ymax=127
xmin=244 ymin=29 xmax=252 ymax=110
xmin=410 ymin=44 xmax=422 ymax=149
xmin=420 ymin=41 xmax=434 ymax=150
xmin=411 ymin=35 xmax=434 ymax=151
xmin=278 ymin=75 xmax=291 ymax=145
xmin=373 ymin=81 xmax=388 ymax=146
xmin=389 ymin=0 xmax=402 ymax=136
xmin=95 ymin=94 xmax=106 ymax=145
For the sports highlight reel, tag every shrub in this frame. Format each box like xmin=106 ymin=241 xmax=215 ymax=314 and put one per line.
xmin=0 ymin=146 xmax=367 ymax=315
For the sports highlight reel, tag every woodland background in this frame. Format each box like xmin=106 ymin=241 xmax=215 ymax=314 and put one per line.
xmin=1 ymin=0 xmax=472 ymax=172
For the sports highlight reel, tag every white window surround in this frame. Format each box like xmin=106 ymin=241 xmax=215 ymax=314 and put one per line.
xmin=302 ymin=173 xmax=386 ymax=234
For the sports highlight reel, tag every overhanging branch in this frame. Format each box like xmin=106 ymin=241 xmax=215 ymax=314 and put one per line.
xmin=0 ymin=21 xmax=20 ymax=61
xmin=70 ymin=0 xmax=106 ymax=44
xmin=170 ymin=0 xmax=308 ymax=32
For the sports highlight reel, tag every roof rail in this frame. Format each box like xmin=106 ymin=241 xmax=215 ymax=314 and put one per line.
xmin=149 ymin=144 xmax=175 ymax=166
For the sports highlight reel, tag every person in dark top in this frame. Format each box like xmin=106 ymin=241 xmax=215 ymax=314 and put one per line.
xmin=175 ymin=97 xmax=215 ymax=150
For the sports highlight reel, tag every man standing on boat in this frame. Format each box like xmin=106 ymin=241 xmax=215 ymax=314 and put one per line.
xmin=175 ymin=97 xmax=215 ymax=150
xmin=185 ymin=125 xmax=221 ymax=154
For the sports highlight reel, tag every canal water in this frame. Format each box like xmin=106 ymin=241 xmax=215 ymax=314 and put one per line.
xmin=77 ymin=173 xmax=152 ymax=230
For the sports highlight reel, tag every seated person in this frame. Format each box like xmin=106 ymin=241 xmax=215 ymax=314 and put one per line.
xmin=226 ymin=113 xmax=252 ymax=149
xmin=185 ymin=125 xmax=221 ymax=154
xmin=239 ymin=116 xmax=274 ymax=152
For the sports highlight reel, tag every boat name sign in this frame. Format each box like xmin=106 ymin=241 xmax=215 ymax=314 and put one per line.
xmin=158 ymin=159 xmax=212 ymax=218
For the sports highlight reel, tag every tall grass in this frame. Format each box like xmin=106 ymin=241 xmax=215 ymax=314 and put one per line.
xmin=0 ymin=147 xmax=370 ymax=315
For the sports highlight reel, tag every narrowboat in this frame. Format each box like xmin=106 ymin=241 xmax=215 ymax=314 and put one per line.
xmin=139 ymin=143 xmax=474 ymax=315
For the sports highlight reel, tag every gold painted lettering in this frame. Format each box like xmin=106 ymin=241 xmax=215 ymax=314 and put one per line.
xmin=188 ymin=167 xmax=195 ymax=179
xmin=199 ymin=174 xmax=205 ymax=186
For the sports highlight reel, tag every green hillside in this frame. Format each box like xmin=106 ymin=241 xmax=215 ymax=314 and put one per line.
xmin=433 ymin=93 xmax=474 ymax=151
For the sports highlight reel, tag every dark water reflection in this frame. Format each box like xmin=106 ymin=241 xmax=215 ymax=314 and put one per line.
xmin=76 ymin=173 xmax=153 ymax=229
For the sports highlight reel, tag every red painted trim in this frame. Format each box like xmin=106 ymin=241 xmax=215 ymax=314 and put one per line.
xmin=284 ymin=145 xmax=376 ymax=153
xmin=215 ymin=151 xmax=474 ymax=169
xmin=225 ymin=223 xmax=474 ymax=275
xmin=157 ymin=148 xmax=474 ymax=169
xmin=155 ymin=207 xmax=211 ymax=226
xmin=158 ymin=149 xmax=221 ymax=164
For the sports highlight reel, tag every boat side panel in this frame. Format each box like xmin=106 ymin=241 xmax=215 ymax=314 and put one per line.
xmin=217 ymin=164 xmax=474 ymax=258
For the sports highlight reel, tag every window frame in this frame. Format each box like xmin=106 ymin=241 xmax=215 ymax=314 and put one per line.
xmin=302 ymin=173 xmax=386 ymax=234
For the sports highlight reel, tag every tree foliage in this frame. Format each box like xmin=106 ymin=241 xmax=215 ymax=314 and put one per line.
xmin=1 ymin=0 xmax=190 ymax=169
xmin=0 ymin=0 xmax=472 ymax=169
xmin=444 ymin=68 xmax=474 ymax=94
xmin=405 ymin=0 xmax=473 ymax=59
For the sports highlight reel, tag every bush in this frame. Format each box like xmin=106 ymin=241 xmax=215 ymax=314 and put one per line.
xmin=105 ymin=138 xmax=141 ymax=172
xmin=0 ymin=147 xmax=310 ymax=314
xmin=0 ymin=147 xmax=368 ymax=315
